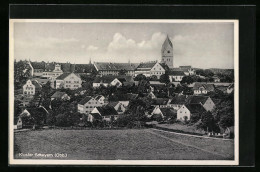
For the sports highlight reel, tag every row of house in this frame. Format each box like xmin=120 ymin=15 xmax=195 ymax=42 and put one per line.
xmin=149 ymin=95 xmax=217 ymax=121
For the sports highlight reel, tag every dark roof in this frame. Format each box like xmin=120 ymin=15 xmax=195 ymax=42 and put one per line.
xmin=110 ymin=93 xmax=138 ymax=101
xmin=31 ymin=80 xmax=42 ymax=89
xmin=187 ymin=96 xmax=209 ymax=104
xmin=74 ymin=64 xmax=95 ymax=73
xmin=193 ymin=83 xmax=215 ymax=92
xmin=107 ymin=101 xmax=120 ymax=108
xmin=168 ymin=70 xmax=185 ymax=76
xmin=24 ymin=107 xmax=48 ymax=117
xmin=61 ymin=63 xmax=72 ymax=73
xmin=96 ymin=106 xmax=118 ymax=116
xmin=51 ymin=91 xmax=67 ymax=99
xmin=95 ymin=95 xmax=104 ymax=100
xmin=170 ymin=95 xmax=188 ymax=104
xmin=94 ymin=62 xmax=138 ymax=71
xmin=31 ymin=62 xmax=45 ymax=69
xmin=152 ymin=98 xmax=170 ymax=105
xmin=91 ymin=113 xmax=102 ymax=120
xmin=185 ymin=104 xmax=206 ymax=114
xmin=212 ymin=98 xmax=221 ymax=105
xmin=78 ymin=96 xmax=93 ymax=105
xmin=136 ymin=62 xmax=157 ymax=69
xmin=160 ymin=108 xmax=177 ymax=116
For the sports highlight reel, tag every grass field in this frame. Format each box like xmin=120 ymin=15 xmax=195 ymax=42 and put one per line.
xmin=14 ymin=129 xmax=234 ymax=160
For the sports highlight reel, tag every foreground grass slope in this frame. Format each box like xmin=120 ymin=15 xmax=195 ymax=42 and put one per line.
xmin=14 ymin=129 xmax=233 ymax=160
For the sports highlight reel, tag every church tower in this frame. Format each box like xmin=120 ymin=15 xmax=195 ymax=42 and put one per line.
xmin=161 ymin=35 xmax=173 ymax=68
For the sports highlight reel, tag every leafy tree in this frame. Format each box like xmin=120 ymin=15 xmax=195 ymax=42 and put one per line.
xmin=204 ymin=69 xmax=214 ymax=77
xmin=180 ymin=76 xmax=194 ymax=85
xmin=14 ymin=100 xmax=22 ymax=117
xmin=55 ymin=113 xmax=69 ymax=127
xmin=46 ymin=112 xmax=56 ymax=126
xmin=150 ymin=75 xmax=158 ymax=81
xmin=201 ymin=111 xmax=215 ymax=132
xmin=137 ymin=80 xmax=150 ymax=94
xmin=14 ymin=60 xmax=31 ymax=89
xmin=134 ymin=74 xmax=147 ymax=81
xmin=159 ymin=74 xmax=170 ymax=84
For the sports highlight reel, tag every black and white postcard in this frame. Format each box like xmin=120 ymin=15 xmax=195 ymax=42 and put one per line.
xmin=9 ymin=19 xmax=239 ymax=165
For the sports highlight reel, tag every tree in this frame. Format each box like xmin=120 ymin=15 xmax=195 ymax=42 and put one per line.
xmin=159 ymin=74 xmax=170 ymax=84
xmin=55 ymin=114 xmax=69 ymax=127
xmin=201 ymin=111 xmax=215 ymax=132
xmin=204 ymin=69 xmax=214 ymax=77
xmin=150 ymin=75 xmax=158 ymax=81
xmin=180 ymin=76 xmax=194 ymax=85
xmin=46 ymin=112 xmax=56 ymax=126
xmin=134 ymin=74 xmax=146 ymax=81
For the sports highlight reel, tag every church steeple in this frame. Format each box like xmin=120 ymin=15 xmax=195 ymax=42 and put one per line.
xmin=161 ymin=34 xmax=174 ymax=68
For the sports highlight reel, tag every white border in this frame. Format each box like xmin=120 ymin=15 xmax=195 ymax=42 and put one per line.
xmin=9 ymin=19 xmax=239 ymax=166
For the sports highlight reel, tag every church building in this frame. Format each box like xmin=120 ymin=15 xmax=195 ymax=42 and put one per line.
xmin=161 ymin=35 xmax=174 ymax=68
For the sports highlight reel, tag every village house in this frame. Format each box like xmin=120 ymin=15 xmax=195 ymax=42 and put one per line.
xmin=78 ymin=96 xmax=103 ymax=114
xmin=107 ymin=101 xmax=127 ymax=114
xmin=193 ymin=82 xmax=215 ymax=95
xmin=93 ymin=76 xmax=123 ymax=88
xmin=168 ymin=70 xmax=185 ymax=82
xmin=23 ymin=79 xmax=42 ymax=95
xmin=55 ymin=73 xmax=82 ymax=90
xmin=42 ymin=63 xmax=63 ymax=79
xmin=94 ymin=95 xmax=106 ymax=105
xmin=93 ymin=62 xmax=138 ymax=76
xmin=19 ymin=106 xmax=49 ymax=127
xmin=150 ymin=106 xmax=177 ymax=120
xmin=135 ymin=61 xmax=167 ymax=79
xmin=51 ymin=91 xmax=70 ymax=101
xmin=177 ymin=104 xmax=206 ymax=121
xmin=14 ymin=117 xmax=23 ymax=129
xmin=109 ymin=93 xmax=138 ymax=106
xmin=90 ymin=106 xmax=119 ymax=122
xmin=187 ymin=96 xmax=215 ymax=112
xmin=168 ymin=95 xmax=188 ymax=110
xmin=227 ymin=83 xmax=234 ymax=94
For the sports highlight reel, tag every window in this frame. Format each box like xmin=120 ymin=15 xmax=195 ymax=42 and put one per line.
xmin=168 ymin=50 xmax=170 ymax=53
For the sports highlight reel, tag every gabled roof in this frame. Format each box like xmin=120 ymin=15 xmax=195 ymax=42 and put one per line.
xmin=187 ymin=96 xmax=210 ymax=104
xmin=23 ymin=107 xmax=48 ymax=116
xmin=95 ymin=95 xmax=104 ymax=101
xmin=14 ymin=117 xmax=22 ymax=125
xmin=78 ymin=96 xmax=93 ymax=105
xmin=179 ymin=66 xmax=192 ymax=69
xmin=168 ymin=70 xmax=185 ymax=76
xmin=91 ymin=113 xmax=103 ymax=120
xmin=51 ymin=91 xmax=67 ymax=99
xmin=185 ymin=104 xmax=206 ymax=114
xmin=170 ymin=95 xmax=188 ymax=104
xmin=56 ymin=73 xmax=71 ymax=80
xmin=31 ymin=80 xmax=42 ymax=89
xmin=94 ymin=62 xmax=138 ymax=71
xmin=160 ymin=108 xmax=177 ymax=116
xmin=152 ymin=98 xmax=170 ymax=105
xmin=96 ymin=106 xmax=118 ymax=116
xmin=193 ymin=82 xmax=215 ymax=92
xmin=110 ymin=93 xmax=138 ymax=101
xmin=45 ymin=62 xmax=55 ymax=71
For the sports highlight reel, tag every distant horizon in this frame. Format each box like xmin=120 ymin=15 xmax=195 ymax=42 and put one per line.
xmin=13 ymin=21 xmax=235 ymax=69
xmin=15 ymin=59 xmax=234 ymax=70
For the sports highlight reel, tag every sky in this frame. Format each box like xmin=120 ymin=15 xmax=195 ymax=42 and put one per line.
xmin=13 ymin=21 xmax=234 ymax=69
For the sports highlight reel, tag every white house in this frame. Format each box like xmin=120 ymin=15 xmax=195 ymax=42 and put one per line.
xmin=78 ymin=96 xmax=103 ymax=114
xmin=150 ymin=106 xmax=176 ymax=120
xmin=135 ymin=61 xmax=167 ymax=79
xmin=168 ymin=70 xmax=185 ymax=82
xmin=55 ymin=73 xmax=82 ymax=90
xmin=193 ymin=82 xmax=215 ymax=95
xmin=93 ymin=76 xmax=123 ymax=88
xmin=43 ymin=63 xmax=63 ymax=79
xmin=177 ymin=104 xmax=206 ymax=121
xmin=90 ymin=106 xmax=119 ymax=122
xmin=23 ymin=79 xmax=42 ymax=95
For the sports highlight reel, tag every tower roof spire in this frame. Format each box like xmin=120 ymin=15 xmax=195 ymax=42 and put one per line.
xmin=162 ymin=34 xmax=173 ymax=48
